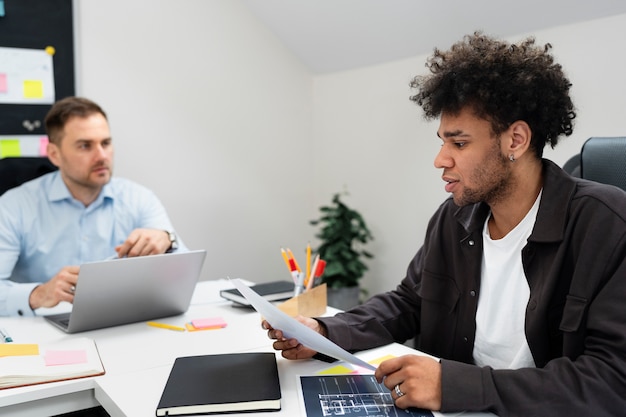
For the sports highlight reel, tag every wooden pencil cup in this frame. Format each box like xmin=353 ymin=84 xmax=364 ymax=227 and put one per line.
xmin=277 ymin=283 xmax=327 ymax=317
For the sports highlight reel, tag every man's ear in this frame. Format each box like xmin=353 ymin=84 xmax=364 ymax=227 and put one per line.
xmin=508 ymin=120 xmax=532 ymax=158
xmin=46 ymin=142 xmax=61 ymax=168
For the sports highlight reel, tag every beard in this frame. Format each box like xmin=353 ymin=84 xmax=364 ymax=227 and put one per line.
xmin=454 ymin=146 xmax=513 ymax=207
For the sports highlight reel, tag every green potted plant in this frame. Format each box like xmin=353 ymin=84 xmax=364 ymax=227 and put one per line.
xmin=310 ymin=192 xmax=374 ymax=310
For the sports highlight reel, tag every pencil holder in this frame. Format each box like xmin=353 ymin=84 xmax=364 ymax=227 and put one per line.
xmin=277 ymin=283 xmax=327 ymax=317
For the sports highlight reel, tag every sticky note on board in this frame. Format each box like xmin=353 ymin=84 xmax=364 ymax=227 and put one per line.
xmin=44 ymin=349 xmax=88 ymax=366
xmin=0 ymin=139 xmax=21 ymax=157
xmin=23 ymin=80 xmax=44 ymax=99
xmin=0 ymin=344 xmax=39 ymax=357
xmin=39 ymin=136 xmax=49 ymax=156
xmin=0 ymin=1 xmax=5 ymax=17
xmin=0 ymin=73 xmax=7 ymax=93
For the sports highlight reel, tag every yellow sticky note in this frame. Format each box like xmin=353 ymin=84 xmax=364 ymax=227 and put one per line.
xmin=317 ymin=364 xmax=356 ymax=375
xmin=369 ymin=354 xmax=396 ymax=365
xmin=23 ymin=80 xmax=44 ymax=99
xmin=0 ymin=344 xmax=39 ymax=357
xmin=0 ymin=139 xmax=21 ymax=157
xmin=315 ymin=354 xmax=396 ymax=375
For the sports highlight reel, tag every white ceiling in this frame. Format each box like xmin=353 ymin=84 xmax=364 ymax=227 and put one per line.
xmin=241 ymin=0 xmax=626 ymax=73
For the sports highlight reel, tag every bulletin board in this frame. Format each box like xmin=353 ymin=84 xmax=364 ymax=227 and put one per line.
xmin=0 ymin=0 xmax=74 ymax=156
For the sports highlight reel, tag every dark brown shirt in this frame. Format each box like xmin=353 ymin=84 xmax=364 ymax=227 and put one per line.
xmin=317 ymin=160 xmax=626 ymax=416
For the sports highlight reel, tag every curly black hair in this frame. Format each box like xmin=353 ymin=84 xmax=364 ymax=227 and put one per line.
xmin=410 ymin=32 xmax=576 ymax=157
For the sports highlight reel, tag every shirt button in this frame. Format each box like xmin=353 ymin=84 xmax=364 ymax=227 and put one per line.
xmin=528 ymin=299 xmax=537 ymax=310
xmin=463 ymin=337 xmax=468 ymax=342
xmin=468 ymin=240 xmax=475 ymax=246
xmin=470 ymin=290 xmax=476 ymax=297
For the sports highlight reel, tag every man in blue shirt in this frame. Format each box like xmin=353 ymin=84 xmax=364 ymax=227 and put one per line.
xmin=0 ymin=96 xmax=186 ymax=317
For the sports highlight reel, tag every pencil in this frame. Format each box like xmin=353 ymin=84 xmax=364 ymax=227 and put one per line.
xmin=306 ymin=254 xmax=320 ymax=290
xmin=306 ymin=243 xmax=311 ymax=281
xmin=147 ymin=321 xmax=186 ymax=332
xmin=280 ymin=248 xmax=291 ymax=274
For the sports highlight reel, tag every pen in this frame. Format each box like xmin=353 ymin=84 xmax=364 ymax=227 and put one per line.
xmin=147 ymin=321 xmax=186 ymax=332
xmin=286 ymin=248 xmax=301 ymax=272
xmin=293 ymin=272 xmax=305 ymax=297
xmin=288 ymin=259 xmax=300 ymax=284
xmin=313 ymin=259 xmax=327 ymax=287
xmin=0 ymin=327 xmax=13 ymax=343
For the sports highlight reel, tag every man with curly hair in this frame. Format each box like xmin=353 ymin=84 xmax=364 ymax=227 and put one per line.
xmin=264 ymin=32 xmax=626 ymax=416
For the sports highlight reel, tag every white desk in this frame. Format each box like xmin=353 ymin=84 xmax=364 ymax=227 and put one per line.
xmin=0 ymin=280 xmax=493 ymax=417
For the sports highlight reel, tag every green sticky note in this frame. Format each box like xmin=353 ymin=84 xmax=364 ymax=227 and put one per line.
xmin=0 ymin=139 xmax=21 ymax=157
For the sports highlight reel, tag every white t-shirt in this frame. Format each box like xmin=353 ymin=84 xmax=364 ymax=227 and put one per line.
xmin=472 ymin=191 xmax=542 ymax=369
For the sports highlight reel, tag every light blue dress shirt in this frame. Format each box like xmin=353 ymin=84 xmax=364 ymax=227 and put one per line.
xmin=0 ymin=171 xmax=186 ymax=317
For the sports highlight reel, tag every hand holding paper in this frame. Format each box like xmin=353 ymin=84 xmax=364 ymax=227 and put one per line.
xmin=231 ymin=278 xmax=376 ymax=371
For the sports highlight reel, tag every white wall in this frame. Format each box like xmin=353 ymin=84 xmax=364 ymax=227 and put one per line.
xmin=75 ymin=2 xmax=626 ymax=296
xmin=75 ymin=0 xmax=316 ymax=282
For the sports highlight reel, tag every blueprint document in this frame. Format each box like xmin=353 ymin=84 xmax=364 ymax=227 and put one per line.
xmin=300 ymin=374 xmax=434 ymax=417
xmin=231 ymin=278 xmax=376 ymax=371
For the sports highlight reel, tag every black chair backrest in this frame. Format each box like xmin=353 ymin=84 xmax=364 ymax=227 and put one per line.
xmin=579 ymin=137 xmax=626 ymax=192
xmin=0 ymin=157 xmax=58 ymax=196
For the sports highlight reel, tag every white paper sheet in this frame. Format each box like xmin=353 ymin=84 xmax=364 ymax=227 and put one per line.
xmin=231 ymin=278 xmax=376 ymax=371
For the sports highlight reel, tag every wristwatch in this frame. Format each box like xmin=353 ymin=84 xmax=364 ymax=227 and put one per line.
xmin=165 ymin=230 xmax=178 ymax=251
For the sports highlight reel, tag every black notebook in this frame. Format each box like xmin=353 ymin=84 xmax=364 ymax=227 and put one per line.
xmin=156 ymin=352 xmax=281 ymax=416
xmin=220 ymin=280 xmax=295 ymax=306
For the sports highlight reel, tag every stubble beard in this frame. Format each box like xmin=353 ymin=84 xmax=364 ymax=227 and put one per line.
xmin=454 ymin=150 xmax=513 ymax=207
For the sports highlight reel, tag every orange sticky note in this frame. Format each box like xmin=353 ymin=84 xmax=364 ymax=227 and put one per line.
xmin=0 ymin=343 xmax=39 ymax=357
xmin=44 ymin=349 xmax=88 ymax=366
xmin=185 ymin=323 xmax=225 ymax=332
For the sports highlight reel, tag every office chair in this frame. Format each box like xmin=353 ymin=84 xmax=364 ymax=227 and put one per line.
xmin=562 ymin=137 xmax=626 ymax=192
xmin=0 ymin=157 xmax=58 ymax=196
xmin=562 ymin=153 xmax=581 ymax=177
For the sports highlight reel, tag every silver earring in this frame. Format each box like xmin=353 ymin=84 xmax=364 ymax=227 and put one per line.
xmin=509 ymin=154 xmax=515 ymax=162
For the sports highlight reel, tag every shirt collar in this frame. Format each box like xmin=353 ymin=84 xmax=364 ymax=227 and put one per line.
xmin=48 ymin=171 xmax=115 ymax=205
xmin=454 ymin=159 xmax=574 ymax=243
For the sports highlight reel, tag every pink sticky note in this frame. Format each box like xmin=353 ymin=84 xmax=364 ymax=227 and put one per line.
xmin=191 ymin=317 xmax=227 ymax=329
xmin=39 ymin=136 xmax=49 ymax=156
xmin=44 ymin=349 xmax=88 ymax=366
xmin=0 ymin=73 xmax=7 ymax=93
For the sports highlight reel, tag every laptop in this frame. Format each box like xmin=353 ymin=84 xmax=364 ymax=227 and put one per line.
xmin=44 ymin=249 xmax=207 ymax=333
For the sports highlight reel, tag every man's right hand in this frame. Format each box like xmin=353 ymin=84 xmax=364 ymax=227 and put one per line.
xmin=262 ymin=316 xmax=325 ymax=360
xmin=29 ymin=266 xmax=80 ymax=310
